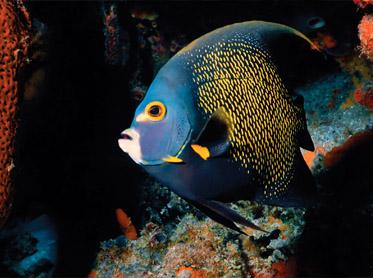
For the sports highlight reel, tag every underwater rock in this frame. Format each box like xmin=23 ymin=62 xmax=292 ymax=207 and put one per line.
xmin=0 ymin=0 xmax=31 ymax=228
xmin=0 ymin=215 xmax=57 ymax=277
xmin=323 ymin=130 xmax=373 ymax=168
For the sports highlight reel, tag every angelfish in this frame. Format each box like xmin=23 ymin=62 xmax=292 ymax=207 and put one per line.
xmin=118 ymin=21 xmax=318 ymax=234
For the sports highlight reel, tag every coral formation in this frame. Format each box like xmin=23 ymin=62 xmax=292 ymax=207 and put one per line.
xmin=354 ymin=0 xmax=373 ymax=61
xmin=102 ymin=3 xmax=129 ymax=66
xmin=358 ymin=14 xmax=373 ymax=61
xmin=0 ymin=0 xmax=31 ymax=227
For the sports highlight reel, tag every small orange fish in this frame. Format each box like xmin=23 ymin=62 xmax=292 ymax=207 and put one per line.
xmin=115 ymin=208 xmax=138 ymax=240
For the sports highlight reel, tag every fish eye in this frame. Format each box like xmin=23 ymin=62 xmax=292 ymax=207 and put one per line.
xmin=145 ymin=101 xmax=166 ymax=121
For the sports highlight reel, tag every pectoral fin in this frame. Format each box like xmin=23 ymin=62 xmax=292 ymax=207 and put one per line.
xmin=189 ymin=198 xmax=267 ymax=235
xmin=192 ymin=108 xmax=231 ymax=159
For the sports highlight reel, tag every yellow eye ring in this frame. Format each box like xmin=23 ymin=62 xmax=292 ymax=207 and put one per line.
xmin=145 ymin=101 xmax=166 ymax=121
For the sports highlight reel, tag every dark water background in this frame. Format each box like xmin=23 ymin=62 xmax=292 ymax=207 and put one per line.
xmin=2 ymin=1 xmax=368 ymax=276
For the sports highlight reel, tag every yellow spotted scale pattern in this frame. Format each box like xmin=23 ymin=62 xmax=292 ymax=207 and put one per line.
xmin=179 ymin=32 xmax=304 ymax=200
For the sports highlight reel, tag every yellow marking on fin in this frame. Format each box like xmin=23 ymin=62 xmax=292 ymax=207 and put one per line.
xmin=191 ymin=144 xmax=210 ymax=160
xmin=162 ymin=156 xmax=184 ymax=163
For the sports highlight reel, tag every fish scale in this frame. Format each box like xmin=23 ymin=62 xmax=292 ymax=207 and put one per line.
xmin=179 ymin=34 xmax=304 ymax=200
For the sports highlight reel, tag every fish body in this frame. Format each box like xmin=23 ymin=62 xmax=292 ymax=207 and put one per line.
xmin=119 ymin=21 xmax=317 ymax=233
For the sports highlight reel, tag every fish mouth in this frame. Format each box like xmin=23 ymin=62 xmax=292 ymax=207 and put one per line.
xmin=118 ymin=128 xmax=144 ymax=165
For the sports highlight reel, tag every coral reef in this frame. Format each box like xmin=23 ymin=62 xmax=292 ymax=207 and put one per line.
xmin=93 ymin=196 xmax=305 ymax=277
xmin=0 ymin=0 xmax=31 ymax=227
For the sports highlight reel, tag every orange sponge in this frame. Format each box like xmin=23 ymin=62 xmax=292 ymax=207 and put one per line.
xmin=0 ymin=0 xmax=30 ymax=227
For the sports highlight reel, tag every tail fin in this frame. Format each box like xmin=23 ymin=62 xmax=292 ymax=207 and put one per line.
xmin=280 ymin=150 xmax=317 ymax=208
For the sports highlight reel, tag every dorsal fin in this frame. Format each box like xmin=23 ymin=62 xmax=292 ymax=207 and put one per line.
xmin=247 ymin=21 xmax=320 ymax=51
xmin=246 ymin=21 xmax=323 ymax=90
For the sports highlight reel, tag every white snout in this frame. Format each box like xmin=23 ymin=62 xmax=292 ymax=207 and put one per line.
xmin=118 ymin=128 xmax=143 ymax=165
